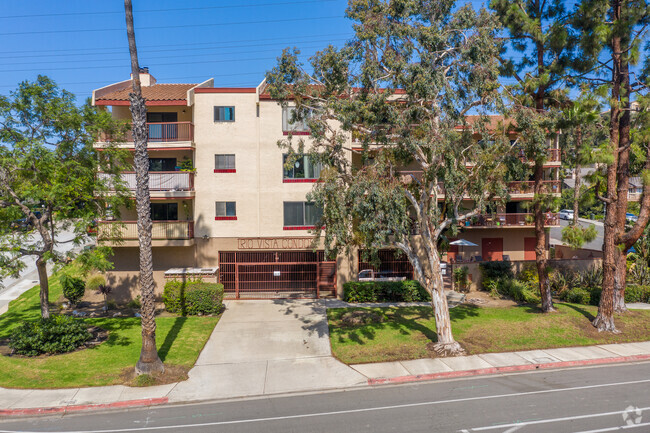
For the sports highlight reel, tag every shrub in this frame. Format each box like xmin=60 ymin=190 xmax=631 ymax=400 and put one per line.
xmin=10 ymin=315 xmax=92 ymax=356
xmin=453 ymin=266 xmax=470 ymax=292
xmin=343 ymin=281 xmax=430 ymax=303
xmin=163 ymin=279 xmax=224 ymax=315
xmin=517 ymin=263 xmax=539 ymax=285
xmin=126 ymin=296 xmax=142 ymax=309
xmin=562 ymin=287 xmax=591 ymax=305
xmin=59 ymin=274 xmax=85 ymax=306
xmin=625 ymin=285 xmax=650 ymax=303
xmin=501 ymin=279 xmax=540 ymax=304
xmin=480 ymin=261 xmax=513 ymax=286
xmin=85 ymin=273 xmax=106 ymax=292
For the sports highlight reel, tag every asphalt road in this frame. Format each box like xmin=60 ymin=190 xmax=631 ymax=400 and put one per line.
xmin=2 ymin=362 xmax=650 ymax=433
xmin=550 ymin=218 xmax=605 ymax=252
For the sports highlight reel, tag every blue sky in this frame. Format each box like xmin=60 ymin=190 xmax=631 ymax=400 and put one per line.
xmin=0 ymin=0 xmax=356 ymax=101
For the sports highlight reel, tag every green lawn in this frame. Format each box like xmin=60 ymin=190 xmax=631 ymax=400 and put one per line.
xmin=0 ymin=272 xmax=219 ymax=389
xmin=328 ymin=304 xmax=650 ymax=364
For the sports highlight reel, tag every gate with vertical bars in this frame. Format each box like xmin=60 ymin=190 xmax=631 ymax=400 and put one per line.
xmin=218 ymin=251 xmax=337 ymax=299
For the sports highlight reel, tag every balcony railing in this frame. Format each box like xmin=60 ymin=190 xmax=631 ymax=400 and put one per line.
xmin=98 ymin=171 xmax=194 ymax=191
xmin=460 ymin=213 xmax=558 ymax=228
xmin=100 ymin=122 xmax=194 ymax=143
xmin=507 ymin=180 xmax=561 ymax=195
xmin=398 ymin=172 xmax=561 ymax=196
xmin=98 ymin=221 xmax=194 ymax=240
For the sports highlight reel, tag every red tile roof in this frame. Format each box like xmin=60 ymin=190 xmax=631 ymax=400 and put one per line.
xmin=95 ymin=83 xmax=197 ymax=102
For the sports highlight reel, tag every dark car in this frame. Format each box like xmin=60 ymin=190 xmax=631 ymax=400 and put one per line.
xmin=11 ymin=211 xmax=42 ymax=230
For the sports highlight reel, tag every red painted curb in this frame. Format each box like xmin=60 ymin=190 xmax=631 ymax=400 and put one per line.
xmin=0 ymin=397 xmax=168 ymax=417
xmin=367 ymin=354 xmax=650 ymax=386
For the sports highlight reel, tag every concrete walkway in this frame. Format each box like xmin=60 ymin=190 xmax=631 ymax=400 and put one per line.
xmin=2 ymin=300 xmax=650 ymax=415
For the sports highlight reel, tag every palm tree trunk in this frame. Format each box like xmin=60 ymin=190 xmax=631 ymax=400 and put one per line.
xmin=124 ymin=0 xmax=164 ymax=375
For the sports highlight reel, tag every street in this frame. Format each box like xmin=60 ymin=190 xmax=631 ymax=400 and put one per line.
xmin=550 ymin=218 xmax=605 ymax=252
xmin=2 ymin=361 xmax=650 ymax=433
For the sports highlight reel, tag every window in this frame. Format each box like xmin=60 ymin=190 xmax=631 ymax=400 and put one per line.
xmin=283 ymin=154 xmax=321 ymax=181
xmin=151 ymin=203 xmax=178 ymax=221
xmin=215 ymin=154 xmax=236 ymax=172
xmin=214 ymin=106 xmax=235 ymax=122
xmin=282 ymin=106 xmax=310 ymax=133
xmin=215 ymin=201 xmax=237 ymax=220
xmin=148 ymin=158 xmax=177 ymax=172
xmin=283 ymin=201 xmax=322 ymax=229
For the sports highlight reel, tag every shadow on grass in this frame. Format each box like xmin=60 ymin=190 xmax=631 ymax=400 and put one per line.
xmin=558 ymin=302 xmax=596 ymax=321
xmin=158 ymin=317 xmax=187 ymax=362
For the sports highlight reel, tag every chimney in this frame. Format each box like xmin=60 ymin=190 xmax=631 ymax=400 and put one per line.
xmin=131 ymin=67 xmax=156 ymax=86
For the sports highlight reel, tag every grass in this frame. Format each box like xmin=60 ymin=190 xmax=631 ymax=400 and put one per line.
xmin=0 ymin=269 xmax=219 ymax=389
xmin=328 ymin=304 xmax=650 ymax=364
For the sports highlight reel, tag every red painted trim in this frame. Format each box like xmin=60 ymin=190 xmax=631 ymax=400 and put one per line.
xmin=367 ymin=353 xmax=650 ymax=386
xmin=0 ymin=398 xmax=168 ymax=417
xmin=283 ymin=131 xmax=310 ymax=136
xmin=283 ymin=178 xmax=318 ymax=183
xmin=214 ymin=169 xmax=236 ymax=173
xmin=283 ymin=225 xmax=316 ymax=230
xmin=194 ymin=87 xmax=256 ymax=93
xmin=95 ymin=100 xmax=187 ymax=106
xmin=215 ymin=216 xmax=237 ymax=220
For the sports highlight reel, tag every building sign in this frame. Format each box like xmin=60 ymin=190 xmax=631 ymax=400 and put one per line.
xmin=237 ymin=237 xmax=315 ymax=250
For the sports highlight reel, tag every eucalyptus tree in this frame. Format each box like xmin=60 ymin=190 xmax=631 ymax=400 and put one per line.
xmin=574 ymin=0 xmax=650 ymax=331
xmin=124 ymin=0 xmax=164 ymax=374
xmin=0 ymin=76 xmax=127 ymax=318
xmin=490 ymin=0 xmax=579 ymax=313
xmin=266 ymin=0 xmax=511 ymax=355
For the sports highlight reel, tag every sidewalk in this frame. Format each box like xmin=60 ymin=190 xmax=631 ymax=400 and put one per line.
xmin=2 ymin=300 xmax=650 ymax=416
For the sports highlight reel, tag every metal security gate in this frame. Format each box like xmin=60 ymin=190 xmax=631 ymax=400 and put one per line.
xmin=219 ymin=251 xmax=337 ymax=299
xmin=358 ymin=249 xmax=414 ymax=279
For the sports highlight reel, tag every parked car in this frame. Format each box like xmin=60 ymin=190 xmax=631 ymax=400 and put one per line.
xmin=358 ymin=270 xmax=407 ymax=282
xmin=10 ymin=211 xmax=42 ymax=230
xmin=626 ymin=212 xmax=638 ymax=223
xmin=558 ymin=209 xmax=574 ymax=220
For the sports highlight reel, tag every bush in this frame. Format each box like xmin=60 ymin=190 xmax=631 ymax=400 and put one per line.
xmin=453 ymin=266 xmax=469 ymax=292
xmin=85 ymin=273 xmax=106 ymax=292
xmin=59 ymin=274 xmax=85 ymax=306
xmin=561 ymin=287 xmax=591 ymax=305
xmin=625 ymin=285 xmax=650 ymax=303
xmin=480 ymin=261 xmax=513 ymax=287
xmin=163 ymin=279 xmax=224 ymax=315
xmin=500 ymin=279 xmax=541 ymax=304
xmin=343 ymin=281 xmax=430 ymax=303
xmin=517 ymin=263 xmax=538 ymax=285
xmin=10 ymin=315 xmax=92 ymax=356
xmin=126 ymin=296 xmax=142 ymax=309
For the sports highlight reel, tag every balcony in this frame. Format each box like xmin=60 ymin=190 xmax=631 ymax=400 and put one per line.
xmin=460 ymin=213 xmax=559 ymax=228
xmin=97 ymin=220 xmax=194 ymax=247
xmin=96 ymin=122 xmax=194 ymax=149
xmin=98 ymin=171 xmax=194 ymax=198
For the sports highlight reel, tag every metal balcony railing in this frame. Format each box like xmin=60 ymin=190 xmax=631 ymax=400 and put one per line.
xmin=97 ymin=221 xmax=194 ymax=240
xmin=460 ymin=213 xmax=558 ymax=227
xmin=100 ymin=121 xmax=194 ymax=143
xmin=98 ymin=171 xmax=194 ymax=191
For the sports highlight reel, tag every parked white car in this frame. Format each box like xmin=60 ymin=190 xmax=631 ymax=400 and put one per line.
xmin=358 ymin=270 xmax=407 ymax=282
xmin=558 ymin=209 xmax=574 ymax=220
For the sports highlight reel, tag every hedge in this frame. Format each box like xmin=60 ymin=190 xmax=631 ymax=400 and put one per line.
xmin=162 ymin=280 xmax=224 ymax=316
xmin=343 ymin=280 xmax=430 ymax=303
xmin=625 ymin=285 xmax=650 ymax=303
xmin=10 ymin=315 xmax=92 ymax=356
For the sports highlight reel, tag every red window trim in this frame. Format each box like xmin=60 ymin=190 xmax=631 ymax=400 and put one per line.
xmin=215 ymin=216 xmax=237 ymax=221
xmin=283 ymin=178 xmax=318 ymax=183
xmin=214 ymin=169 xmax=236 ymax=173
xmin=283 ymin=131 xmax=310 ymax=136
xmin=283 ymin=225 xmax=316 ymax=230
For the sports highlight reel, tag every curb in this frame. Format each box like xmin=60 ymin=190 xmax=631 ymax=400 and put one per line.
xmin=0 ymin=397 xmax=168 ymax=417
xmin=367 ymin=353 xmax=650 ymax=385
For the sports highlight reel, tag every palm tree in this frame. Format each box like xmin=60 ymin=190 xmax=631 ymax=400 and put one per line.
xmin=124 ymin=0 xmax=164 ymax=375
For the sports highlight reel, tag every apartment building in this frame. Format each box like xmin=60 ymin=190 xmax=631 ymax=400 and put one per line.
xmin=92 ymin=70 xmax=561 ymax=300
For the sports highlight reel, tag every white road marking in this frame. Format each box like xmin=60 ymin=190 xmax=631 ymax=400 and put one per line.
xmin=2 ymin=378 xmax=650 ymax=433
xmin=573 ymin=422 xmax=650 ymax=432
xmin=468 ymin=407 xmax=650 ymax=431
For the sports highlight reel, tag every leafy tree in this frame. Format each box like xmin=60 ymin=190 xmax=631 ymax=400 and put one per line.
xmin=574 ymin=0 xmax=650 ymax=331
xmin=266 ymin=0 xmax=509 ymax=355
xmin=124 ymin=0 xmax=164 ymax=374
xmin=0 ymin=76 xmax=127 ymax=318
xmin=491 ymin=0 xmax=579 ymax=313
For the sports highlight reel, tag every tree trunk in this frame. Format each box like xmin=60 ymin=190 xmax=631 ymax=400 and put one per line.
xmin=427 ymin=250 xmax=465 ymax=356
xmin=125 ymin=0 xmax=164 ymax=375
xmin=594 ymin=17 xmax=622 ymax=332
xmin=533 ymin=162 xmax=555 ymax=312
xmin=36 ymin=256 xmax=50 ymax=319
